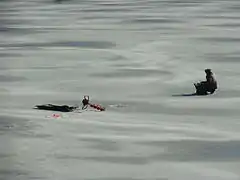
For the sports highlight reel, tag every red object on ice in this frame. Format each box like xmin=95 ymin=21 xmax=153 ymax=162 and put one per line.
xmin=89 ymin=103 xmax=105 ymax=111
xmin=52 ymin=113 xmax=61 ymax=118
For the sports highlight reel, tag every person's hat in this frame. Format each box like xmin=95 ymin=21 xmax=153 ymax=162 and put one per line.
xmin=205 ymin=69 xmax=212 ymax=73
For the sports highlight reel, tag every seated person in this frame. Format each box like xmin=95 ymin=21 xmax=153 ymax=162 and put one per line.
xmin=194 ymin=69 xmax=217 ymax=95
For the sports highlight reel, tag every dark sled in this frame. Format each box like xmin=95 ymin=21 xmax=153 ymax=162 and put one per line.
xmin=34 ymin=104 xmax=78 ymax=112
xmin=172 ymin=82 xmax=211 ymax=97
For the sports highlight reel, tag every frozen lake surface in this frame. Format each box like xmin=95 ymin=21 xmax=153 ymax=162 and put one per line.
xmin=1 ymin=0 xmax=240 ymax=179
